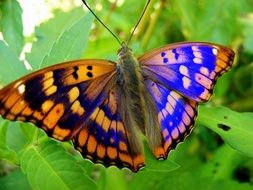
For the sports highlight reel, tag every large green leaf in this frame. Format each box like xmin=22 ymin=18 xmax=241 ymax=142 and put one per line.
xmin=25 ymin=8 xmax=90 ymax=69
xmin=20 ymin=139 xmax=96 ymax=190
xmin=200 ymin=144 xmax=245 ymax=180
xmin=0 ymin=0 xmax=23 ymax=56
xmin=40 ymin=12 xmax=93 ymax=68
xmin=198 ymin=106 xmax=253 ymax=158
xmin=0 ymin=120 xmax=18 ymax=164
xmin=0 ymin=170 xmax=31 ymax=190
xmin=0 ymin=40 xmax=27 ymax=85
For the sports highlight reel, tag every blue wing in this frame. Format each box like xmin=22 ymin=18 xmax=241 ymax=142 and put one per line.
xmin=145 ymin=79 xmax=197 ymax=155
xmin=139 ymin=42 xmax=235 ymax=102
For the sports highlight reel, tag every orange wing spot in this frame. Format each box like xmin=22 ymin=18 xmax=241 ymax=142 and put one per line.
xmin=0 ymin=109 xmax=5 ymax=115
xmin=41 ymin=100 xmax=54 ymax=113
xmin=17 ymin=116 xmax=26 ymax=121
xmin=119 ymin=152 xmax=132 ymax=165
xmin=185 ymin=104 xmax=194 ymax=116
xmin=5 ymin=92 xmax=21 ymax=109
xmin=164 ymin=137 xmax=172 ymax=151
xmin=44 ymin=71 xmax=53 ymax=79
xmin=153 ymin=147 xmax=165 ymax=159
xmin=108 ymin=90 xmax=117 ymax=114
xmin=33 ymin=111 xmax=44 ymax=120
xmin=217 ymin=59 xmax=229 ymax=70
xmin=117 ymin=122 xmax=125 ymax=134
xmin=53 ymin=125 xmax=71 ymax=140
xmin=171 ymin=128 xmax=179 ymax=139
xmin=182 ymin=112 xmax=191 ymax=126
xmin=87 ymin=135 xmax=97 ymax=154
xmin=188 ymin=100 xmax=197 ymax=107
xmin=90 ymin=108 xmax=99 ymax=120
xmin=96 ymin=144 xmax=106 ymax=159
xmin=132 ymin=155 xmax=145 ymax=172
xmin=162 ymin=128 xmax=169 ymax=138
xmin=96 ymin=109 xmax=105 ymax=126
xmin=78 ymin=128 xmax=89 ymax=146
xmin=22 ymin=106 xmax=33 ymax=116
xmin=178 ymin=122 xmax=186 ymax=133
xmin=43 ymin=103 xmax=64 ymax=129
xmin=10 ymin=99 xmax=26 ymax=115
xmin=6 ymin=114 xmax=15 ymax=120
xmin=70 ymin=100 xmax=85 ymax=116
xmin=158 ymin=112 xmax=164 ymax=124
xmin=107 ymin=146 xmax=117 ymax=159
xmin=119 ymin=141 xmax=128 ymax=152
xmin=102 ymin=116 xmax=111 ymax=132
xmin=44 ymin=85 xmax=57 ymax=96
xmin=43 ymin=78 xmax=54 ymax=90
xmin=68 ymin=87 xmax=79 ymax=102
xmin=199 ymin=89 xmax=211 ymax=101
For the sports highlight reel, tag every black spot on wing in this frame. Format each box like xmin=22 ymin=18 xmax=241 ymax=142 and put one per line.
xmin=87 ymin=65 xmax=93 ymax=70
xmin=24 ymin=75 xmax=47 ymax=110
xmin=72 ymin=66 xmax=79 ymax=79
xmin=87 ymin=71 xmax=93 ymax=78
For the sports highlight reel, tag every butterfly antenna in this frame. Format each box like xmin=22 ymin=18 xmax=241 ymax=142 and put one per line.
xmin=81 ymin=0 xmax=122 ymax=45
xmin=126 ymin=0 xmax=150 ymax=46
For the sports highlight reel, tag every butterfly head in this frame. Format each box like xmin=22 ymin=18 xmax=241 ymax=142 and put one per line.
xmin=117 ymin=42 xmax=133 ymax=59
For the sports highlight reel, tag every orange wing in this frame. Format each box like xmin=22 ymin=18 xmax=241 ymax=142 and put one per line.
xmin=0 ymin=59 xmax=116 ymax=141
xmin=73 ymin=88 xmax=145 ymax=172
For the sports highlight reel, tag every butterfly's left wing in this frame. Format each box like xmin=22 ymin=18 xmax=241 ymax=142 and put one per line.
xmin=0 ymin=60 xmax=116 ymax=141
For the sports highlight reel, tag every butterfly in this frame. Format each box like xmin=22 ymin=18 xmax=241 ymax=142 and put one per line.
xmin=0 ymin=41 xmax=234 ymax=172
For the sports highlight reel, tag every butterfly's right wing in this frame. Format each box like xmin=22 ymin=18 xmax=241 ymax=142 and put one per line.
xmin=0 ymin=59 xmax=116 ymax=141
xmin=144 ymin=79 xmax=198 ymax=158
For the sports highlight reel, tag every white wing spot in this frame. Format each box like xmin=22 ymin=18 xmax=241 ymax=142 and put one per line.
xmin=200 ymin=67 xmax=209 ymax=76
xmin=212 ymin=48 xmax=218 ymax=55
xmin=193 ymin=57 xmax=202 ymax=64
xmin=17 ymin=84 xmax=26 ymax=94
xmin=193 ymin=51 xmax=202 ymax=58
xmin=182 ymin=77 xmax=191 ymax=89
xmin=191 ymin=46 xmax=199 ymax=51
xmin=179 ymin=65 xmax=189 ymax=76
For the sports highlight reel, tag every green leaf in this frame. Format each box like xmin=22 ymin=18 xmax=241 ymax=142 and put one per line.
xmin=0 ymin=0 xmax=23 ymax=56
xmin=200 ymin=144 xmax=245 ymax=180
xmin=0 ymin=120 xmax=18 ymax=164
xmin=0 ymin=169 xmax=31 ymax=190
xmin=198 ymin=106 xmax=253 ymax=158
xmin=20 ymin=139 xmax=96 ymax=190
xmin=40 ymin=12 xmax=93 ymax=68
xmin=26 ymin=8 xmax=91 ymax=69
xmin=0 ymin=40 xmax=27 ymax=85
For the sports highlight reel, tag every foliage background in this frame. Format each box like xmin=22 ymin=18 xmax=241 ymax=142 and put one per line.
xmin=0 ymin=0 xmax=253 ymax=189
